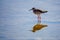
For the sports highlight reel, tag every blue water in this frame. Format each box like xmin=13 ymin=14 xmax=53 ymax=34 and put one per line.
xmin=0 ymin=0 xmax=60 ymax=40
xmin=0 ymin=20 xmax=60 ymax=40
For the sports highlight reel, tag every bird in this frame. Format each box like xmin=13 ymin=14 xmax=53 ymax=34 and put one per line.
xmin=30 ymin=7 xmax=48 ymax=15
xmin=29 ymin=8 xmax=48 ymax=32
xmin=29 ymin=7 xmax=48 ymax=23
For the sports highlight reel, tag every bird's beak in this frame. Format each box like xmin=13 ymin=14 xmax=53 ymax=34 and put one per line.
xmin=29 ymin=9 xmax=32 ymax=11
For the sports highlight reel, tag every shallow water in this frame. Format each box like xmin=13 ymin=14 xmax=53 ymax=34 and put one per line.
xmin=0 ymin=0 xmax=60 ymax=40
xmin=0 ymin=21 xmax=60 ymax=40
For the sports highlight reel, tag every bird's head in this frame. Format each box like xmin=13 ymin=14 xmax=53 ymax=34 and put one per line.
xmin=32 ymin=8 xmax=35 ymax=10
xmin=29 ymin=7 xmax=35 ymax=11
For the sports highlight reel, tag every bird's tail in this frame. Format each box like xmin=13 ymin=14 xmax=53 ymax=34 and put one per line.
xmin=42 ymin=11 xmax=48 ymax=13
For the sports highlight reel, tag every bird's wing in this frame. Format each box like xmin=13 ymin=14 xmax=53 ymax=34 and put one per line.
xmin=36 ymin=9 xmax=43 ymax=12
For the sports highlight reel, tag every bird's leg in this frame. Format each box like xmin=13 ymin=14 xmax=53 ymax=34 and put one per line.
xmin=37 ymin=15 xmax=41 ymax=24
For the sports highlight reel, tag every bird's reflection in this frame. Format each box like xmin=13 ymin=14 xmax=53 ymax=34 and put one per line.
xmin=32 ymin=24 xmax=47 ymax=32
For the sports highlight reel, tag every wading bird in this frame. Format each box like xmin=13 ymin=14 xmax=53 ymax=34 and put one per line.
xmin=29 ymin=7 xmax=48 ymax=32
xmin=30 ymin=7 xmax=48 ymax=23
